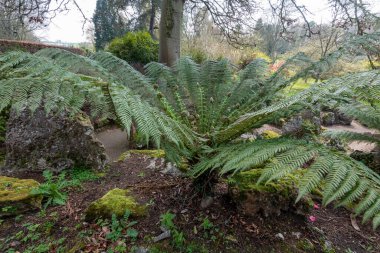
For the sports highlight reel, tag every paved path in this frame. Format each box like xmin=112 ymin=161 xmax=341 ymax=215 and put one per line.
xmin=325 ymin=121 xmax=378 ymax=153
xmin=95 ymin=127 xmax=129 ymax=162
xmin=95 ymin=120 xmax=377 ymax=162
xmin=257 ymin=121 xmax=378 ymax=153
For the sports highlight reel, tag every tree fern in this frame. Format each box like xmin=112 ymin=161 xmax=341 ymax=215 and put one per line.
xmin=1 ymin=39 xmax=380 ymax=229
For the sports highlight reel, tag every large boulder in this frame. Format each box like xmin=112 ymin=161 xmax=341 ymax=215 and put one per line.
xmin=282 ymin=115 xmax=321 ymax=136
xmin=0 ymin=176 xmax=42 ymax=217
xmin=3 ymin=108 xmax=107 ymax=173
xmin=321 ymin=112 xmax=335 ymax=126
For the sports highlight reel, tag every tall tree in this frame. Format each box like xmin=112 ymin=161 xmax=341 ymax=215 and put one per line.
xmin=158 ymin=0 xmax=185 ymax=65
xmin=93 ymin=0 xmax=127 ymax=50
xmin=158 ymin=0 xmax=257 ymax=66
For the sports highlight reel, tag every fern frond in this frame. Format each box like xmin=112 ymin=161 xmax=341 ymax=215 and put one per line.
xmin=192 ymin=138 xmax=380 ymax=226
xmin=338 ymin=103 xmax=380 ymax=130
xmin=323 ymin=130 xmax=380 ymax=145
xmin=91 ymin=52 xmax=157 ymax=102
xmin=0 ymin=51 xmax=196 ymax=159
xmin=213 ymin=85 xmax=321 ymax=143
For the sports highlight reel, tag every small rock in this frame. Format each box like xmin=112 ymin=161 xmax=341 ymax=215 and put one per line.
xmin=153 ymin=231 xmax=171 ymax=242
xmin=135 ymin=247 xmax=149 ymax=253
xmin=146 ymin=159 xmax=157 ymax=169
xmin=292 ymin=232 xmax=301 ymax=239
xmin=161 ymin=162 xmax=184 ymax=176
xmin=275 ymin=233 xmax=285 ymax=240
xmin=9 ymin=241 xmax=21 ymax=247
xmin=200 ymin=196 xmax=214 ymax=209
xmin=324 ymin=240 xmax=334 ymax=251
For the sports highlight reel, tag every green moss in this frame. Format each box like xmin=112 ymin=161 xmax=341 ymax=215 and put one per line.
xmin=0 ymin=176 xmax=42 ymax=217
xmin=118 ymin=149 xmax=166 ymax=161
xmin=230 ymin=169 xmax=299 ymax=197
xmin=85 ymin=188 xmax=146 ymax=221
xmin=262 ymin=130 xmax=281 ymax=139
xmin=296 ymin=239 xmax=315 ymax=251
xmin=96 ymin=172 xmax=107 ymax=178
xmin=76 ymin=112 xmax=92 ymax=126
xmin=177 ymin=158 xmax=190 ymax=172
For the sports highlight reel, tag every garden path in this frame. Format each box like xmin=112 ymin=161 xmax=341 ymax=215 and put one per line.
xmin=95 ymin=127 xmax=129 ymax=162
xmin=325 ymin=120 xmax=379 ymax=152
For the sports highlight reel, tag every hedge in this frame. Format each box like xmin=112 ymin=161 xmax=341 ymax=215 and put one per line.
xmin=0 ymin=39 xmax=84 ymax=55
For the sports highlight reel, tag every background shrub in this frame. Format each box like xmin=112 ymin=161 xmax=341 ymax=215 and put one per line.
xmin=107 ymin=31 xmax=158 ymax=64
xmin=185 ymin=48 xmax=208 ymax=64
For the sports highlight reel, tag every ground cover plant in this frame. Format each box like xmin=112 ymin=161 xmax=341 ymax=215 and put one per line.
xmin=0 ymin=31 xmax=380 ymax=231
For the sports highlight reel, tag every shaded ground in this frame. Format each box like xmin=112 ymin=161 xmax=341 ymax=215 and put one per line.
xmin=1 ymin=154 xmax=379 ymax=253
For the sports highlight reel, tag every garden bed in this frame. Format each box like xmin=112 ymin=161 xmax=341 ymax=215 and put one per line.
xmin=0 ymin=153 xmax=379 ymax=252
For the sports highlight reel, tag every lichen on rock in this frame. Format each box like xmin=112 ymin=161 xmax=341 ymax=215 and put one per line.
xmin=0 ymin=176 xmax=42 ymax=217
xmin=262 ymin=130 xmax=281 ymax=139
xmin=229 ymin=169 xmax=312 ymax=217
xmin=85 ymin=188 xmax=146 ymax=221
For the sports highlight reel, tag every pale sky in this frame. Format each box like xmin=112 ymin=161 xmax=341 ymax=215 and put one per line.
xmin=36 ymin=0 xmax=380 ymax=43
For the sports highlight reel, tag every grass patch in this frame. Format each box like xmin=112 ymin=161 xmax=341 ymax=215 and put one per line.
xmin=284 ymin=78 xmax=314 ymax=96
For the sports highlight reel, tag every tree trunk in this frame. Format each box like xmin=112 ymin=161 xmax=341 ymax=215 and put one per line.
xmin=149 ymin=0 xmax=157 ymax=39
xmin=159 ymin=0 xmax=184 ymax=66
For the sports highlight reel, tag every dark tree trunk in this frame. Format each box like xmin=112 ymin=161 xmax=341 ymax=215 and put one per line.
xmin=159 ymin=0 xmax=184 ymax=66
xmin=149 ymin=0 xmax=157 ymax=39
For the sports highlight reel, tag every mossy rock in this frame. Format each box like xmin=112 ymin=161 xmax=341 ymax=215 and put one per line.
xmin=85 ymin=188 xmax=147 ymax=221
xmin=0 ymin=176 xmax=42 ymax=217
xmin=229 ymin=169 xmax=312 ymax=217
xmin=118 ymin=149 xmax=166 ymax=161
xmin=262 ymin=130 xmax=281 ymax=139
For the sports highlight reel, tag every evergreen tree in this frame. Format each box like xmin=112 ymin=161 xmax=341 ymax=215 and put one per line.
xmin=93 ymin=0 xmax=127 ymax=51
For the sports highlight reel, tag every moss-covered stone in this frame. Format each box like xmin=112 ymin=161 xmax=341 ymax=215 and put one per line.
xmin=262 ymin=130 xmax=281 ymax=139
xmin=118 ymin=149 xmax=166 ymax=161
xmin=85 ymin=188 xmax=147 ymax=221
xmin=0 ymin=176 xmax=42 ymax=217
xmin=229 ymin=169 xmax=312 ymax=217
